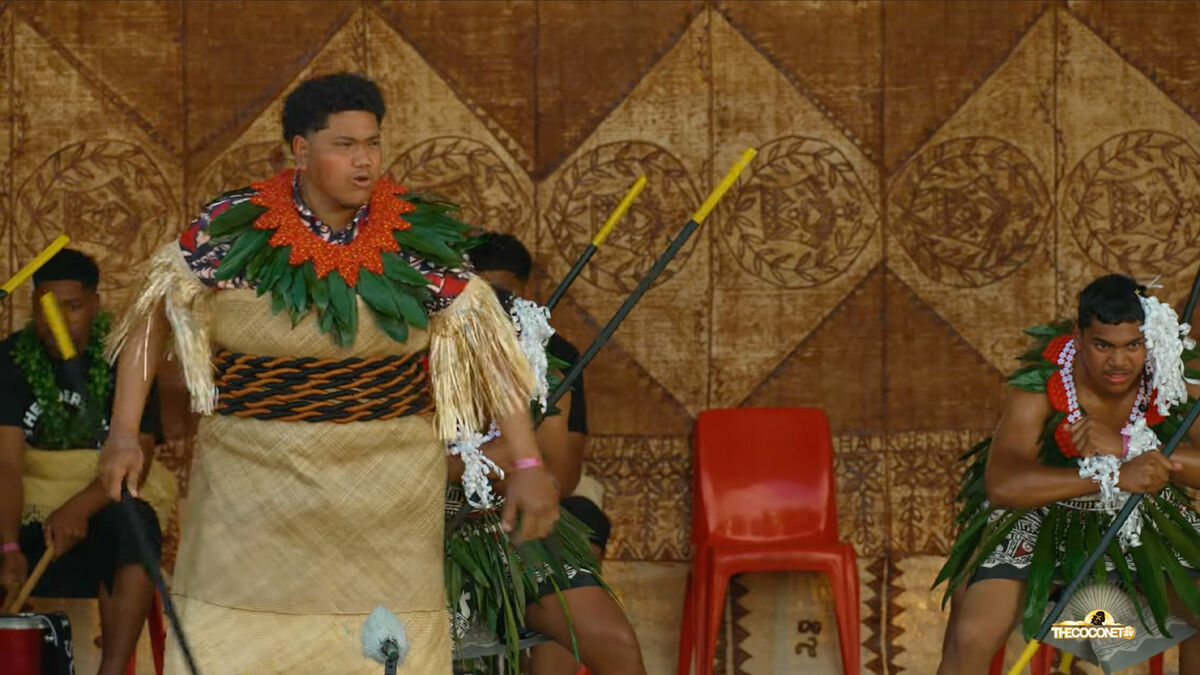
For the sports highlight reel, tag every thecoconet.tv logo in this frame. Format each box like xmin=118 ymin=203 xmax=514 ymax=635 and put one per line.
xmin=1050 ymin=610 xmax=1136 ymax=640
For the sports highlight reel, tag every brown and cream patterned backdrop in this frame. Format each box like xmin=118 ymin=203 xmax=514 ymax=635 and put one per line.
xmin=5 ymin=1 xmax=1200 ymax=673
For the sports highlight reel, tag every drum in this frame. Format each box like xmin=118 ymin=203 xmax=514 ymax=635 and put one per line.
xmin=0 ymin=614 xmax=46 ymax=675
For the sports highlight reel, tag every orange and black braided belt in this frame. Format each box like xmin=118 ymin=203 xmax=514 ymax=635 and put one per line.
xmin=212 ymin=349 xmax=434 ymax=423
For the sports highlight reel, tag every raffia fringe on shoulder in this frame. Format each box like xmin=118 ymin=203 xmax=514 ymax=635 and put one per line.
xmin=105 ymin=243 xmax=216 ymax=414
xmin=430 ymin=276 xmax=535 ymax=442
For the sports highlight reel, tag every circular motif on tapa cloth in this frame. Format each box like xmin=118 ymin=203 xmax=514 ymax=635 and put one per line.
xmin=543 ymin=141 xmax=702 ymax=294
xmin=193 ymin=140 xmax=289 ymax=210
xmin=1063 ymin=130 xmax=1200 ymax=276
xmin=889 ymin=136 xmax=1050 ymax=288
xmin=15 ymin=140 xmax=179 ymax=309
xmin=389 ymin=136 xmax=533 ymax=240
xmin=717 ymin=136 xmax=877 ymax=288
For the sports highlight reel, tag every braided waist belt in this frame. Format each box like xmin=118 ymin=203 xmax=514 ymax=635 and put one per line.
xmin=213 ymin=349 xmax=434 ymax=423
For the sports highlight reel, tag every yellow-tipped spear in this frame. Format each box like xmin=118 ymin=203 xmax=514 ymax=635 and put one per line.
xmin=42 ymin=291 xmax=202 ymax=674
xmin=453 ymin=151 xmax=754 ymax=542
xmin=0 ymin=235 xmax=70 ymax=300
xmin=1007 ymin=640 xmax=1043 ymax=675
xmin=546 ymin=148 xmax=756 ymax=407
xmin=545 ymin=176 xmax=647 ymax=311
xmin=39 ymin=291 xmax=106 ymax=447
xmin=39 ymin=291 xmax=78 ymax=360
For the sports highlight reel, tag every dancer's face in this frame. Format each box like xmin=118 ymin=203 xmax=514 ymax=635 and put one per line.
xmin=1074 ymin=320 xmax=1146 ymax=396
xmin=292 ymin=110 xmax=382 ymax=211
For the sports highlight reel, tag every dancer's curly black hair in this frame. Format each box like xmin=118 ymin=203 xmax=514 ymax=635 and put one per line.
xmin=282 ymin=72 xmax=385 ymax=142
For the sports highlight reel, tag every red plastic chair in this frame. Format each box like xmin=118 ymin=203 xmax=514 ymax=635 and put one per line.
xmin=989 ymin=643 xmax=1162 ymax=674
xmin=676 ymin=408 xmax=859 ymax=675
xmin=125 ymin=590 xmax=166 ymax=675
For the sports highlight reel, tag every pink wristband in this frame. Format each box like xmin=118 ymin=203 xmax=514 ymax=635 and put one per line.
xmin=514 ymin=457 xmax=543 ymax=470
xmin=1 ymin=541 xmax=18 ymax=554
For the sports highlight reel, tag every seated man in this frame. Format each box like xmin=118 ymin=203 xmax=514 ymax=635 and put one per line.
xmin=0 ymin=249 xmax=169 ymax=675
xmin=938 ymin=275 xmax=1200 ymax=673
xmin=466 ymin=232 xmax=643 ymax=674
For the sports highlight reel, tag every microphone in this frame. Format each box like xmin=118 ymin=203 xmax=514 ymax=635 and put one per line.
xmin=362 ymin=606 xmax=407 ymax=675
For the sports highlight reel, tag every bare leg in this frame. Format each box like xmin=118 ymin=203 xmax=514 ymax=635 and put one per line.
xmin=524 ymin=586 xmax=645 ymax=675
xmin=938 ymin=578 xmax=1024 ymax=675
xmin=529 ymin=641 xmax=586 ymax=675
xmin=1179 ymin=636 xmax=1200 ymax=675
xmin=941 ymin=583 xmax=967 ymax=657
xmin=96 ymin=563 xmax=153 ymax=675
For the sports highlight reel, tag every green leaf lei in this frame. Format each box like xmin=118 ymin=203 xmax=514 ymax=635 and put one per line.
xmin=205 ymin=181 xmax=477 ymax=348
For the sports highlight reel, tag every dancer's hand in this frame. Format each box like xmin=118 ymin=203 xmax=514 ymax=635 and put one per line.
xmin=1117 ymin=451 xmax=1180 ymax=494
xmin=98 ymin=430 xmax=143 ymax=500
xmin=1069 ymin=417 xmax=1124 ymax=458
xmin=502 ymin=463 xmax=560 ymax=542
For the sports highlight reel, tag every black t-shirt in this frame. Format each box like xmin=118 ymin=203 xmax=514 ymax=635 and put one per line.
xmin=0 ymin=331 xmax=161 ymax=449
xmin=547 ymin=333 xmax=587 ymax=435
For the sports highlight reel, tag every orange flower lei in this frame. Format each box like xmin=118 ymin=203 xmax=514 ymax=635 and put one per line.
xmin=249 ymin=169 xmax=414 ymax=286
